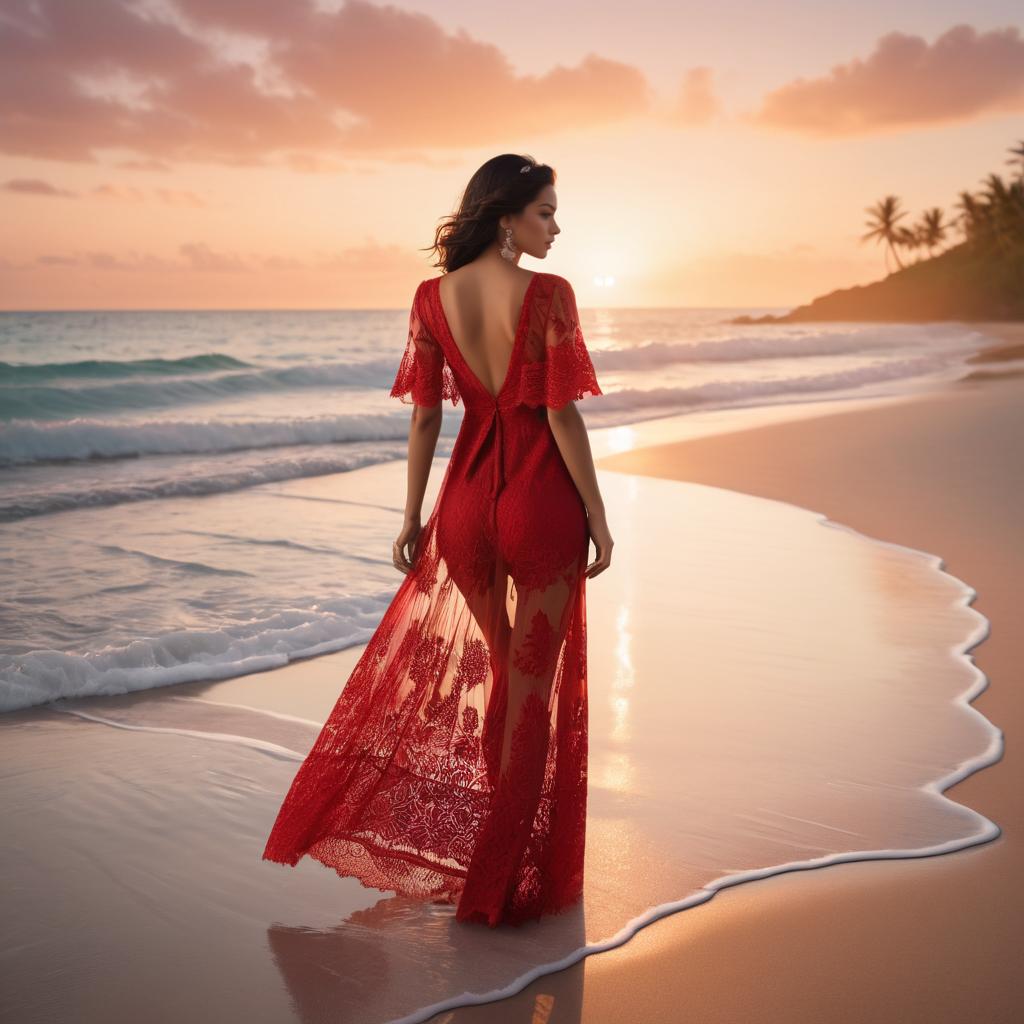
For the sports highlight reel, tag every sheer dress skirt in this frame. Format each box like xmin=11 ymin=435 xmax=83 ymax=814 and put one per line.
xmin=262 ymin=272 xmax=601 ymax=927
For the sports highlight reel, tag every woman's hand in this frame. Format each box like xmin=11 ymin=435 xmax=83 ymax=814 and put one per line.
xmin=393 ymin=516 xmax=422 ymax=575
xmin=585 ymin=508 xmax=614 ymax=579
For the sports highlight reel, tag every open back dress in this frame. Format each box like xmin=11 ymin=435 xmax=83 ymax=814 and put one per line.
xmin=262 ymin=271 xmax=603 ymax=927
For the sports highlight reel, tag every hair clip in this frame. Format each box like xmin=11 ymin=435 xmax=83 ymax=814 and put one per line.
xmin=520 ymin=164 xmax=531 ymax=173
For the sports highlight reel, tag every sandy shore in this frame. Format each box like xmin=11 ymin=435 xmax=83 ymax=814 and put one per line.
xmin=439 ymin=326 xmax=1023 ymax=1023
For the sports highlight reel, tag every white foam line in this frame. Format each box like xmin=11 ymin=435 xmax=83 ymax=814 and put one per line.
xmin=169 ymin=694 xmax=322 ymax=728
xmin=47 ymin=704 xmax=306 ymax=762
xmin=380 ymin=497 xmax=1003 ymax=1024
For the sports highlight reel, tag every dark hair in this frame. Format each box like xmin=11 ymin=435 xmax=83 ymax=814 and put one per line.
xmin=423 ymin=154 xmax=556 ymax=273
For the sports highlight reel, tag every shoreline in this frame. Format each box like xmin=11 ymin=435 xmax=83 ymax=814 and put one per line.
xmin=439 ymin=327 xmax=1023 ymax=1022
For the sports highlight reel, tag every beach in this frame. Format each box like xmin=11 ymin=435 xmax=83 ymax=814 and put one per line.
xmin=1 ymin=326 xmax=1019 ymax=1023
xmin=440 ymin=325 xmax=1023 ymax=1023
xmin=6 ymin=2 xmax=1023 ymax=1018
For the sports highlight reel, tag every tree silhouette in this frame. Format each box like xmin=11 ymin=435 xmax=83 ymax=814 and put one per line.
xmin=895 ymin=224 xmax=922 ymax=264
xmin=861 ymin=140 xmax=1024 ymax=271
xmin=952 ymin=190 xmax=983 ymax=243
xmin=980 ymin=173 xmax=1020 ymax=256
xmin=914 ymin=207 xmax=948 ymax=258
xmin=861 ymin=195 xmax=908 ymax=272
xmin=1005 ymin=139 xmax=1024 ymax=183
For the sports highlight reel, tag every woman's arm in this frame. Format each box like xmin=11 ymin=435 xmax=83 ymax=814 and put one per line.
xmin=547 ymin=403 xmax=614 ymax=578
xmin=393 ymin=403 xmax=442 ymax=574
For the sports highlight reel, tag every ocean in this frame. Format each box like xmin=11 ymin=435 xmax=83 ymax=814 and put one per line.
xmin=0 ymin=304 xmax=988 ymax=711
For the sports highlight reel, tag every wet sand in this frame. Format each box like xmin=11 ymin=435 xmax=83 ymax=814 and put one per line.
xmin=439 ymin=325 xmax=1023 ymax=1023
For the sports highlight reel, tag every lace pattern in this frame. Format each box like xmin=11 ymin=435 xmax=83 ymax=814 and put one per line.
xmin=264 ymin=272 xmax=597 ymax=928
xmin=262 ymin=479 xmax=590 ymax=926
xmin=389 ymin=281 xmax=462 ymax=407
xmin=512 ymin=275 xmax=603 ymax=411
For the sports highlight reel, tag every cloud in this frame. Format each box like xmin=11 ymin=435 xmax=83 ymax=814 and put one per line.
xmin=172 ymin=0 xmax=307 ymax=36
xmin=91 ymin=183 xmax=148 ymax=202
xmin=1 ymin=177 xmax=207 ymax=205
xmin=80 ymin=250 xmax=168 ymax=272
xmin=3 ymin=178 xmax=76 ymax=197
xmin=0 ymin=0 xmax=650 ymax=165
xmin=749 ymin=23 xmax=1024 ymax=136
xmin=114 ymin=159 xmax=176 ymax=172
xmin=12 ymin=240 xmax=417 ymax=276
xmin=13 ymin=245 xmax=245 ymax=273
xmin=179 ymin=243 xmax=249 ymax=272
xmin=267 ymin=2 xmax=651 ymax=149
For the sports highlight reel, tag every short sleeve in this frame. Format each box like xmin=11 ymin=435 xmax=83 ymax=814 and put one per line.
xmin=389 ymin=280 xmax=461 ymax=407
xmin=389 ymin=281 xmax=441 ymax=406
xmin=517 ymin=276 xmax=602 ymax=411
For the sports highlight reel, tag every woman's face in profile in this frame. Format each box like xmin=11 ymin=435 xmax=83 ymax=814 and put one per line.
xmin=511 ymin=184 xmax=560 ymax=259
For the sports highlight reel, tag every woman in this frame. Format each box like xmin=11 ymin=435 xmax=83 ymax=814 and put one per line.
xmin=262 ymin=154 xmax=613 ymax=928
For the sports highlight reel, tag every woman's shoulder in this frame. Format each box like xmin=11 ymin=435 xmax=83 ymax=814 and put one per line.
xmin=535 ymin=270 xmax=569 ymax=287
xmin=535 ymin=272 xmax=576 ymax=299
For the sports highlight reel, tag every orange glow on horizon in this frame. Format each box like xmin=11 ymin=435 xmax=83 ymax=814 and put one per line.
xmin=1 ymin=5 xmax=1021 ymax=310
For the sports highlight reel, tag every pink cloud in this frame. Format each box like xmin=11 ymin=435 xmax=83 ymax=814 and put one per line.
xmin=172 ymin=0 xmax=312 ymax=36
xmin=268 ymin=1 xmax=650 ymax=148
xmin=17 ymin=240 xmax=418 ymax=277
xmin=115 ymin=159 xmax=175 ymax=172
xmin=3 ymin=178 xmax=75 ymax=197
xmin=179 ymin=243 xmax=248 ymax=272
xmin=750 ymin=24 xmax=1024 ymax=136
xmin=21 ymin=245 xmax=244 ymax=273
xmin=91 ymin=183 xmax=147 ymax=201
xmin=1 ymin=177 xmax=206 ymax=205
xmin=0 ymin=0 xmax=650 ymax=165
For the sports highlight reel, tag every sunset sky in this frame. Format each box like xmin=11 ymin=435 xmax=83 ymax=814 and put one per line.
xmin=1 ymin=0 xmax=1022 ymax=310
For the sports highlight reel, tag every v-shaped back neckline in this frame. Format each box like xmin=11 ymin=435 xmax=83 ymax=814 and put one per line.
xmin=432 ymin=271 xmax=542 ymax=402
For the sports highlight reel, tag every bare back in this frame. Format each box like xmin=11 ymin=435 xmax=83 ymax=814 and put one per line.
xmin=436 ymin=267 xmax=537 ymax=400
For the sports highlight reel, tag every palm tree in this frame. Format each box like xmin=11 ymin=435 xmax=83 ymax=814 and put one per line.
xmin=895 ymin=224 xmax=923 ymax=264
xmin=1008 ymin=179 xmax=1024 ymax=239
xmin=861 ymin=195 xmax=908 ymax=272
xmin=914 ymin=207 xmax=948 ymax=257
xmin=952 ymin=190 xmax=984 ymax=243
xmin=980 ymin=173 xmax=1015 ymax=254
xmin=981 ymin=172 xmax=1011 ymax=206
xmin=1005 ymin=140 xmax=1024 ymax=183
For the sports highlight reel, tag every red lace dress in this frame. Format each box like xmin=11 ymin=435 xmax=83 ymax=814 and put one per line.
xmin=262 ymin=271 xmax=603 ymax=927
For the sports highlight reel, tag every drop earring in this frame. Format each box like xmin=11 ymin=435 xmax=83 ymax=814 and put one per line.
xmin=499 ymin=226 xmax=517 ymax=263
